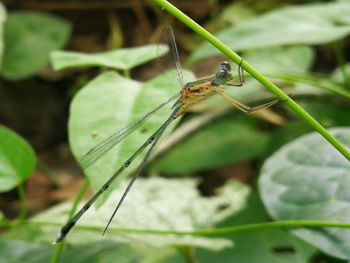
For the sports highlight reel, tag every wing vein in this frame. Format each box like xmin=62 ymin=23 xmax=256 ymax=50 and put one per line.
xmin=79 ymin=93 xmax=180 ymax=169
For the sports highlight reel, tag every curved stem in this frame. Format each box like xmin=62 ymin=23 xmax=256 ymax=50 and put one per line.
xmin=50 ymin=242 xmax=64 ymax=263
xmin=67 ymin=179 xmax=90 ymax=219
xmin=78 ymin=220 xmax=350 ymax=236
xmin=177 ymin=247 xmax=198 ymax=263
xmin=50 ymin=178 xmax=90 ymax=263
xmin=27 ymin=220 xmax=350 ymax=237
xmin=123 ymin=69 xmax=130 ymax=78
xmin=267 ymin=71 xmax=350 ymax=100
xmin=153 ymin=0 xmax=350 ymax=161
xmin=16 ymin=184 xmax=28 ymax=221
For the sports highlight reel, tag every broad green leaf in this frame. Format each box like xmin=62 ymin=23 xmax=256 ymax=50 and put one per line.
xmin=267 ymin=122 xmax=314 ymax=155
xmin=188 ymin=2 xmax=350 ymax=64
xmin=244 ymin=46 xmax=314 ymax=74
xmin=0 ymin=3 xmax=6 ymax=67
xmin=51 ymin=44 xmax=167 ymax=71
xmin=0 ymin=240 xmax=48 ymax=263
xmin=0 ymin=125 xmax=36 ymax=192
xmin=203 ymin=3 xmax=255 ymax=35
xmin=101 ymin=246 xmax=185 ymax=263
xmin=100 ymin=245 xmax=142 ymax=263
xmin=268 ymin=101 xmax=350 ymax=154
xmin=152 ymin=116 xmax=270 ymax=174
xmin=58 ymin=241 xmax=120 ymax=263
xmin=219 ymin=3 xmax=255 ymax=25
xmin=33 ymin=177 xmax=250 ymax=250
xmin=296 ymin=100 xmax=350 ymax=128
xmin=69 ymin=71 xmax=194 ymax=205
xmin=259 ymin=128 xmax=350 ymax=260
xmin=196 ymin=192 xmax=316 ymax=263
xmin=1 ymin=11 xmax=71 ymax=80
xmin=0 ymin=235 xmax=184 ymax=263
xmin=0 ymin=239 xmax=185 ymax=263
xmin=0 ymin=239 xmax=121 ymax=263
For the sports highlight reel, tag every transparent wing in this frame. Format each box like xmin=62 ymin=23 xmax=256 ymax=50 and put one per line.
xmin=157 ymin=26 xmax=185 ymax=87
xmin=102 ymin=104 xmax=180 ymax=236
xmin=79 ymin=93 xmax=180 ymax=170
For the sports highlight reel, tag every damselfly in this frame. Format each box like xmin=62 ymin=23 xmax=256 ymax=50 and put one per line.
xmin=53 ymin=26 xmax=282 ymax=244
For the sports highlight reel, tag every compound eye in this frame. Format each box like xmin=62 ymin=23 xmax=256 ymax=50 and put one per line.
xmin=220 ymin=61 xmax=231 ymax=72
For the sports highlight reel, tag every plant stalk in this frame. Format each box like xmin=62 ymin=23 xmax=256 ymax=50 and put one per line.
xmin=27 ymin=220 xmax=350 ymax=237
xmin=16 ymin=184 xmax=28 ymax=221
xmin=50 ymin=179 xmax=90 ymax=263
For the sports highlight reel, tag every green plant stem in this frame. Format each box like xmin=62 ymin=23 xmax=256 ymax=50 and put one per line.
xmin=332 ymin=41 xmax=349 ymax=88
xmin=50 ymin=178 xmax=90 ymax=263
xmin=267 ymin=72 xmax=350 ymax=100
xmin=16 ymin=184 xmax=28 ymax=221
xmin=123 ymin=69 xmax=130 ymax=78
xmin=25 ymin=220 xmax=350 ymax=237
xmin=50 ymin=242 xmax=64 ymax=263
xmin=74 ymin=220 xmax=350 ymax=236
xmin=177 ymin=247 xmax=198 ymax=263
xmin=67 ymin=179 xmax=90 ymax=219
xmin=153 ymin=0 xmax=350 ymax=161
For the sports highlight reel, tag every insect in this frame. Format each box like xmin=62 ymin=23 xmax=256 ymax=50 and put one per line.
xmin=53 ymin=26 xmax=281 ymax=244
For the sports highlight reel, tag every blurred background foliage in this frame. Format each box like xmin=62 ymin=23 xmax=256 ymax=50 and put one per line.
xmin=0 ymin=0 xmax=350 ymax=262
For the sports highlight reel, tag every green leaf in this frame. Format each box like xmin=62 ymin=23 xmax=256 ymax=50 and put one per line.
xmin=34 ymin=177 xmax=250 ymax=250
xmin=268 ymin=101 xmax=350 ymax=154
xmin=188 ymin=2 xmax=350 ymax=64
xmin=152 ymin=116 xmax=270 ymax=174
xmin=219 ymin=3 xmax=255 ymax=25
xmin=58 ymin=241 xmax=120 ymax=263
xmin=69 ymin=71 xmax=194 ymax=205
xmin=0 ymin=240 xmax=48 ymax=263
xmin=0 ymin=234 xmax=184 ymax=263
xmin=267 ymin=122 xmax=314 ymax=155
xmin=0 ymin=125 xmax=36 ymax=192
xmin=1 ymin=11 xmax=71 ymax=80
xmin=244 ymin=46 xmax=314 ymax=74
xmin=203 ymin=3 xmax=255 ymax=35
xmin=296 ymin=100 xmax=350 ymax=128
xmin=196 ymin=192 xmax=316 ymax=263
xmin=51 ymin=44 xmax=167 ymax=71
xmin=101 ymin=246 xmax=185 ymax=263
xmin=0 ymin=3 xmax=6 ymax=67
xmin=259 ymin=128 xmax=350 ymax=260
xmin=0 ymin=239 xmax=121 ymax=263
xmin=100 ymin=245 xmax=142 ymax=263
